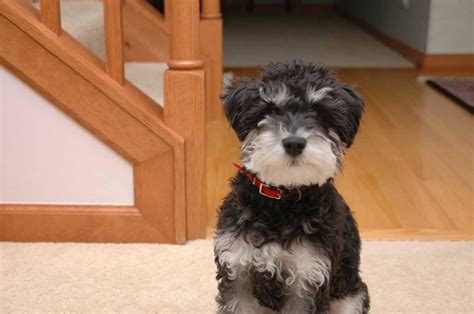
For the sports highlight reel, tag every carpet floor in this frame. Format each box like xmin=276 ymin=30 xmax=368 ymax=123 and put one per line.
xmin=1 ymin=240 xmax=472 ymax=313
xmin=224 ymin=15 xmax=414 ymax=68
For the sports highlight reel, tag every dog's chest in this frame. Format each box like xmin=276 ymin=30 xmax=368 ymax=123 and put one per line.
xmin=215 ymin=233 xmax=331 ymax=295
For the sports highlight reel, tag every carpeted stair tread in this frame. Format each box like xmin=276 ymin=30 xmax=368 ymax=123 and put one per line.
xmin=125 ymin=62 xmax=167 ymax=107
xmin=34 ymin=2 xmax=106 ymax=60
xmin=33 ymin=2 xmax=166 ymax=107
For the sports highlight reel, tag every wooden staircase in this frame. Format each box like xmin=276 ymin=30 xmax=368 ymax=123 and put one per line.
xmin=0 ymin=0 xmax=222 ymax=243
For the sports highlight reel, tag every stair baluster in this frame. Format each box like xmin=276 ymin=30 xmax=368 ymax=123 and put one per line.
xmin=104 ymin=0 xmax=125 ymax=85
xmin=39 ymin=0 xmax=61 ymax=35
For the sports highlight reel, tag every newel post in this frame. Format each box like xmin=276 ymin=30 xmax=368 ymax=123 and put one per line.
xmin=164 ymin=0 xmax=206 ymax=239
xmin=201 ymin=0 xmax=224 ymax=121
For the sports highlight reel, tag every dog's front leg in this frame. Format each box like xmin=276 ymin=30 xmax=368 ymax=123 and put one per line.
xmin=216 ymin=270 xmax=267 ymax=314
xmin=281 ymin=285 xmax=330 ymax=314
xmin=250 ymin=269 xmax=288 ymax=312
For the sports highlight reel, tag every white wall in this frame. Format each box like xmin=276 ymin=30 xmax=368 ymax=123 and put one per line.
xmin=426 ymin=0 xmax=474 ymax=54
xmin=336 ymin=0 xmax=431 ymax=52
xmin=336 ymin=0 xmax=474 ymax=54
xmin=0 ymin=67 xmax=134 ymax=205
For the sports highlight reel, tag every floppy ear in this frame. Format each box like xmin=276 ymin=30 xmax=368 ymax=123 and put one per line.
xmin=339 ymin=86 xmax=364 ymax=148
xmin=221 ymin=78 xmax=262 ymax=141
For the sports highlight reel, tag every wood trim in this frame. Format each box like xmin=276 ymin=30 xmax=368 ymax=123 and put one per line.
xmin=0 ymin=205 xmax=181 ymax=243
xmin=104 ymin=0 xmax=125 ymax=85
xmin=39 ymin=0 xmax=61 ymax=35
xmin=133 ymin=150 xmax=186 ymax=242
xmin=0 ymin=13 xmax=186 ymax=243
xmin=423 ymin=54 xmax=474 ymax=69
xmin=165 ymin=0 xmax=206 ymax=239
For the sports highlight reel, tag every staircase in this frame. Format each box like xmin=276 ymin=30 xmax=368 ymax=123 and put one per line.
xmin=0 ymin=0 xmax=223 ymax=243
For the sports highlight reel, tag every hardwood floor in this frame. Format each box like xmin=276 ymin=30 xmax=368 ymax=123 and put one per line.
xmin=207 ymin=68 xmax=474 ymax=240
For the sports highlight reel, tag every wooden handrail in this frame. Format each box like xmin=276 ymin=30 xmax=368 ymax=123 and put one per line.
xmin=39 ymin=0 xmax=61 ymax=35
xmin=38 ymin=0 xmax=125 ymax=85
xmin=104 ymin=0 xmax=125 ymax=85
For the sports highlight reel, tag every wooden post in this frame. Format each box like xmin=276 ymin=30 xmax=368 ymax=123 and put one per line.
xmin=201 ymin=0 xmax=224 ymax=121
xmin=104 ymin=0 xmax=125 ymax=85
xmin=164 ymin=0 xmax=206 ymax=239
xmin=39 ymin=0 xmax=61 ymax=35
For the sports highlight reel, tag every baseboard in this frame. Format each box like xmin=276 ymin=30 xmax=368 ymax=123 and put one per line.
xmin=423 ymin=54 xmax=474 ymax=69
xmin=339 ymin=10 xmax=474 ymax=69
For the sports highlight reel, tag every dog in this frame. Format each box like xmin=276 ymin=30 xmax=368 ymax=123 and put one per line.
xmin=214 ymin=60 xmax=369 ymax=313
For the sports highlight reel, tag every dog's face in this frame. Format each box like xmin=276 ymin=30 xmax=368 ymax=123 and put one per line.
xmin=223 ymin=62 xmax=364 ymax=187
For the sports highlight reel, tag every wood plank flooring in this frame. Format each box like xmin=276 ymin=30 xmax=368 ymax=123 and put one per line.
xmin=207 ymin=68 xmax=474 ymax=240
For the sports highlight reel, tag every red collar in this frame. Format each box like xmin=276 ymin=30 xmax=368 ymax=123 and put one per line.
xmin=233 ymin=163 xmax=302 ymax=200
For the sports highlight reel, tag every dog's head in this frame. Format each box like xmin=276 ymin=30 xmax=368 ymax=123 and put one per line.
xmin=223 ymin=61 xmax=364 ymax=187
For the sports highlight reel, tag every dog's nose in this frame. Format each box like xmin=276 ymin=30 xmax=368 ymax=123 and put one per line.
xmin=282 ymin=136 xmax=306 ymax=157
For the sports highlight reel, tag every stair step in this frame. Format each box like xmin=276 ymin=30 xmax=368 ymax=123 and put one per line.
xmin=33 ymin=2 xmax=165 ymax=107
xmin=125 ymin=62 xmax=166 ymax=107
xmin=34 ymin=2 xmax=105 ymax=60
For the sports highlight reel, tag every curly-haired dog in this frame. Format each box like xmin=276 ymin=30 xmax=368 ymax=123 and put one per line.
xmin=214 ymin=60 xmax=369 ymax=313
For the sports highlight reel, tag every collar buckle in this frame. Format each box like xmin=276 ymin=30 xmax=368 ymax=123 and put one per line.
xmin=259 ymin=183 xmax=282 ymax=200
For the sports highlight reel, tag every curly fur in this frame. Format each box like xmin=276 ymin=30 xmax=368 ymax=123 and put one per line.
xmin=215 ymin=60 xmax=370 ymax=313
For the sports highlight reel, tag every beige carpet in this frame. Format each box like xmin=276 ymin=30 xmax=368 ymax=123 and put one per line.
xmin=1 ymin=241 xmax=472 ymax=313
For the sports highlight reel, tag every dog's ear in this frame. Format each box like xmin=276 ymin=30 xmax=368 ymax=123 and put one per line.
xmin=222 ymin=78 xmax=262 ymax=141
xmin=338 ymin=86 xmax=364 ymax=148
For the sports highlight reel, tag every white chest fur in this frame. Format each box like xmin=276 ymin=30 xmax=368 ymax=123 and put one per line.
xmin=215 ymin=232 xmax=331 ymax=298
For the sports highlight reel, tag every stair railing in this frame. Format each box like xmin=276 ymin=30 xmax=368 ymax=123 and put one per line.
xmin=39 ymin=0 xmax=125 ymax=85
xmin=34 ymin=0 xmax=207 ymax=239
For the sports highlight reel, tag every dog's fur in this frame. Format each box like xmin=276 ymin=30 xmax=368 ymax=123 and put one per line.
xmin=214 ymin=60 xmax=369 ymax=313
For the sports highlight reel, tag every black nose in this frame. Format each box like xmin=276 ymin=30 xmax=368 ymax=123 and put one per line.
xmin=282 ymin=136 xmax=307 ymax=157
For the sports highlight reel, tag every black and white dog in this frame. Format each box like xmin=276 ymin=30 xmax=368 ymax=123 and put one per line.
xmin=214 ymin=61 xmax=369 ymax=313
